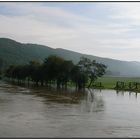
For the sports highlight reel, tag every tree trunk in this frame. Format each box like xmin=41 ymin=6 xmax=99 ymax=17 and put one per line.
xmin=57 ymin=80 xmax=60 ymax=89
xmin=88 ymin=79 xmax=94 ymax=88
xmin=64 ymin=81 xmax=67 ymax=89
xmin=28 ymin=77 xmax=30 ymax=86
xmin=35 ymin=81 xmax=39 ymax=86
xmin=41 ymin=80 xmax=44 ymax=86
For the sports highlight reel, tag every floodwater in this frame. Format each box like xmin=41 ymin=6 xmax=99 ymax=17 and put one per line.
xmin=0 ymin=81 xmax=140 ymax=138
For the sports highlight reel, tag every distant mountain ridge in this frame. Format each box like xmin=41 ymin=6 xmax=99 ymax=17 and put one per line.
xmin=0 ymin=37 xmax=140 ymax=76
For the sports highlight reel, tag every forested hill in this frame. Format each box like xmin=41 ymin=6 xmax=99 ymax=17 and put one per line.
xmin=0 ymin=37 xmax=140 ymax=76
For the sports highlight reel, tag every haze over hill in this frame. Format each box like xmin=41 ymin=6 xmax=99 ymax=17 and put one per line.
xmin=0 ymin=38 xmax=140 ymax=76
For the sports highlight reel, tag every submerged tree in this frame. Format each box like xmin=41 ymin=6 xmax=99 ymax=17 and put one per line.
xmin=0 ymin=58 xmax=3 ymax=76
xmin=43 ymin=55 xmax=64 ymax=88
xmin=71 ymin=65 xmax=88 ymax=89
xmin=60 ymin=60 xmax=74 ymax=88
xmin=78 ymin=57 xmax=107 ymax=88
xmin=4 ymin=55 xmax=107 ymax=89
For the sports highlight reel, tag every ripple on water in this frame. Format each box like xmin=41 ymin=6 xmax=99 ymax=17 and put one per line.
xmin=0 ymin=81 xmax=140 ymax=137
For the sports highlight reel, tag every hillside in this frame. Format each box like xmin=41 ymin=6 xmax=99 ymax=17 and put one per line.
xmin=0 ymin=38 xmax=140 ymax=76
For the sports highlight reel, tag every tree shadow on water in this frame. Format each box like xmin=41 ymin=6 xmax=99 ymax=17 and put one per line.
xmin=30 ymin=87 xmax=105 ymax=113
xmin=31 ymin=87 xmax=87 ymax=104
xmin=116 ymin=90 xmax=138 ymax=99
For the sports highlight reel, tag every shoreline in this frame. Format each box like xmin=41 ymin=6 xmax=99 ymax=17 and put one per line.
xmin=1 ymin=78 xmax=140 ymax=94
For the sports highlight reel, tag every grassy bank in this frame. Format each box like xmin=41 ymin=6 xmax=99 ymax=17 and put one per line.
xmin=96 ymin=76 xmax=140 ymax=89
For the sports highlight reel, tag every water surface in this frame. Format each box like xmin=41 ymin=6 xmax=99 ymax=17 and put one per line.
xmin=0 ymin=81 xmax=140 ymax=138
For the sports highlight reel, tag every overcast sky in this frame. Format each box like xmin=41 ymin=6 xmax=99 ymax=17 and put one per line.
xmin=0 ymin=2 xmax=140 ymax=61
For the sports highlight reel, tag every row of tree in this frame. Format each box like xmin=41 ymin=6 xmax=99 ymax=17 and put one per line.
xmin=4 ymin=55 xmax=107 ymax=89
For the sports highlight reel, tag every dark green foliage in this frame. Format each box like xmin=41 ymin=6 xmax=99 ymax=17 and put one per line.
xmin=44 ymin=55 xmax=64 ymax=81
xmin=28 ymin=61 xmax=42 ymax=85
xmin=71 ymin=65 xmax=88 ymax=89
xmin=43 ymin=55 xmax=74 ymax=88
xmin=77 ymin=57 xmax=107 ymax=88
xmin=0 ymin=58 xmax=3 ymax=70
xmin=4 ymin=55 xmax=106 ymax=89
xmin=60 ymin=60 xmax=74 ymax=88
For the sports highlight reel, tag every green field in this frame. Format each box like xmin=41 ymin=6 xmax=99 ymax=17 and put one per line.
xmin=96 ymin=76 xmax=140 ymax=89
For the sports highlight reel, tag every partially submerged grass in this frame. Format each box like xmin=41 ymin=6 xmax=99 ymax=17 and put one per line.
xmin=96 ymin=76 xmax=140 ymax=89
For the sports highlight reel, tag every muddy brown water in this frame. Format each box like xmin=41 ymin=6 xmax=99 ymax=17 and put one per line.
xmin=0 ymin=81 xmax=140 ymax=138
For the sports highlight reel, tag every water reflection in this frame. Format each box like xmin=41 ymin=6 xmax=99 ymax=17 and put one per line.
xmin=30 ymin=87 xmax=85 ymax=104
xmin=29 ymin=87 xmax=105 ymax=113
xmin=128 ymin=91 xmax=138 ymax=99
xmin=1 ymin=81 xmax=140 ymax=137
xmin=1 ymin=81 xmax=105 ymax=114
xmin=116 ymin=90 xmax=138 ymax=99
xmin=85 ymin=89 xmax=104 ymax=113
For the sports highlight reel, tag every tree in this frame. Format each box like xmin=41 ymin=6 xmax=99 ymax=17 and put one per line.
xmin=71 ymin=65 xmax=88 ymax=89
xmin=28 ymin=60 xmax=42 ymax=85
xmin=78 ymin=57 xmax=107 ymax=88
xmin=43 ymin=55 xmax=64 ymax=88
xmin=5 ymin=65 xmax=16 ymax=81
xmin=59 ymin=60 xmax=74 ymax=88
xmin=88 ymin=62 xmax=106 ymax=88
xmin=0 ymin=58 xmax=3 ymax=76
xmin=4 ymin=55 xmax=107 ymax=90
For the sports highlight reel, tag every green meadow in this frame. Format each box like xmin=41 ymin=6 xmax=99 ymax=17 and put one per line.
xmin=96 ymin=76 xmax=140 ymax=89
